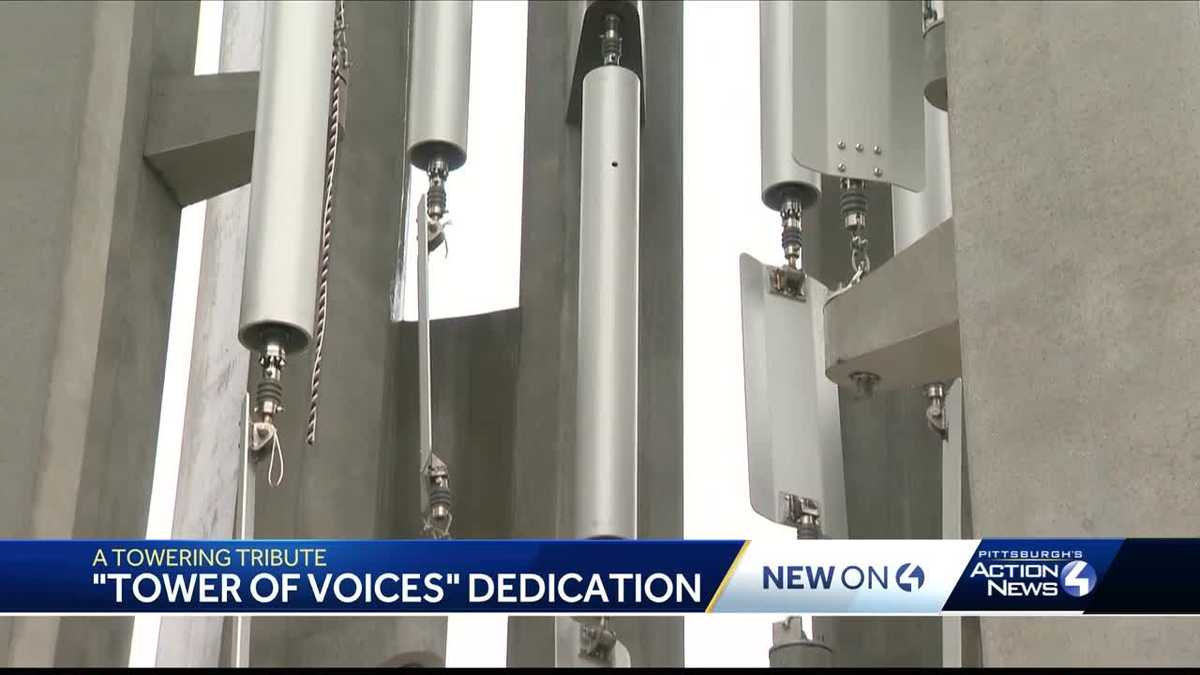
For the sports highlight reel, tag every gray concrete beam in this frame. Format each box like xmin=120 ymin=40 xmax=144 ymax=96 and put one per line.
xmin=834 ymin=385 xmax=944 ymax=667
xmin=144 ymin=71 xmax=258 ymax=206
xmin=614 ymin=0 xmax=685 ymax=664
xmin=506 ymin=1 xmax=588 ymax=665
xmin=824 ymin=218 xmax=959 ymax=391
xmin=0 ymin=0 xmax=197 ymax=666
xmin=946 ymin=0 xmax=1200 ymax=665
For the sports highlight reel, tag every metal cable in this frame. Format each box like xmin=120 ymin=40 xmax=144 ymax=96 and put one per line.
xmin=307 ymin=0 xmax=350 ymax=446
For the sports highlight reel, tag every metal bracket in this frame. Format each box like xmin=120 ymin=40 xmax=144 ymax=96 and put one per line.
xmin=421 ymin=452 xmax=453 ymax=539
xmin=769 ymin=265 xmax=807 ymax=302
xmin=780 ymin=492 xmax=822 ymax=539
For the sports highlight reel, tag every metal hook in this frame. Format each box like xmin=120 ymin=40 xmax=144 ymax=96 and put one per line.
xmin=251 ymin=421 xmax=285 ymax=487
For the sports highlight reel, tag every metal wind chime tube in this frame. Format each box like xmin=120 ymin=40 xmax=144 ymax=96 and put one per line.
xmin=574 ymin=12 xmax=642 ymax=542
xmin=231 ymin=0 xmax=343 ymax=666
xmin=237 ymin=0 xmax=339 ymax=481
xmin=406 ymin=0 xmax=473 ymax=540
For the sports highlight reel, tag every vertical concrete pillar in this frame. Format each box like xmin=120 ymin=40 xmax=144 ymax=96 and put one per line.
xmin=155 ymin=1 xmax=264 ymax=666
xmin=504 ymin=4 xmax=576 ymax=663
xmin=0 ymin=0 xmax=197 ymax=666
xmin=834 ymin=387 xmax=944 ymax=667
xmin=946 ymin=0 xmax=1200 ymax=665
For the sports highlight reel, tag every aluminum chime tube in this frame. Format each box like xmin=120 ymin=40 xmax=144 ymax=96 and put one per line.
xmin=237 ymin=0 xmax=335 ymax=483
xmin=239 ymin=0 xmax=334 ymax=357
xmin=232 ymin=1 xmax=334 ymax=667
xmin=759 ymin=0 xmax=820 ymax=290
xmin=408 ymin=0 xmax=472 ymax=172
xmin=759 ymin=0 xmax=821 ymax=214
xmin=574 ymin=21 xmax=641 ymax=541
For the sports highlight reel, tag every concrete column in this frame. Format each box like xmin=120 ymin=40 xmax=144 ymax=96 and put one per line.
xmin=834 ymin=387 xmax=944 ymax=667
xmin=946 ymin=0 xmax=1200 ymax=665
xmin=505 ymin=4 xmax=577 ymax=662
xmin=0 ymin=1 xmax=197 ymax=666
xmin=507 ymin=0 xmax=684 ymax=666
xmin=156 ymin=1 xmax=263 ymax=666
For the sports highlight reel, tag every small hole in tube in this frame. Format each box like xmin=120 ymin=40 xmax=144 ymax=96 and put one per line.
xmin=611 ymin=161 xmax=618 ymax=167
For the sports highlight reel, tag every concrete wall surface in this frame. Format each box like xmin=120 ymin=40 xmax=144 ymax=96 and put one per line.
xmin=947 ymin=0 xmax=1200 ymax=665
xmin=0 ymin=0 xmax=196 ymax=666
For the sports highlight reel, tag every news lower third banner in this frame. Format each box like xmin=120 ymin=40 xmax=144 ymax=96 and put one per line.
xmin=0 ymin=539 xmax=1197 ymax=615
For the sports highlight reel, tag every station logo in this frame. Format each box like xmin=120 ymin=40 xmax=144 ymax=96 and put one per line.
xmin=895 ymin=563 xmax=925 ymax=592
xmin=968 ymin=549 xmax=1093 ymax=598
xmin=941 ymin=539 xmax=1125 ymax=612
xmin=1059 ymin=560 xmax=1096 ymax=597
xmin=763 ymin=562 xmax=927 ymax=593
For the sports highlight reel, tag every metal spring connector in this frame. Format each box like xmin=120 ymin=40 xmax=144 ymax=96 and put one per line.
xmin=255 ymin=383 xmax=282 ymax=426
xmin=423 ymin=454 xmax=453 ymax=539
xmin=253 ymin=343 xmax=287 ymax=486
xmin=255 ymin=344 xmax=285 ymax=424
xmin=840 ymin=178 xmax=870 ymax=284
xmin=600 ymin=14 xmax=622 ymax=66
xmin=780 ymin=196 xmax=803 ymax=270
xmin=424 ymin=157 xmax=450 ymax=253
xmin=769 ymin=196 xmax=807 ymax=301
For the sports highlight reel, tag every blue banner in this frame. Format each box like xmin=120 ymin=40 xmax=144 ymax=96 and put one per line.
xmin=0 ymin=540 xmax=743 ymax=614
xmin=1 ymin=539 xmax=1199 ymax=615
